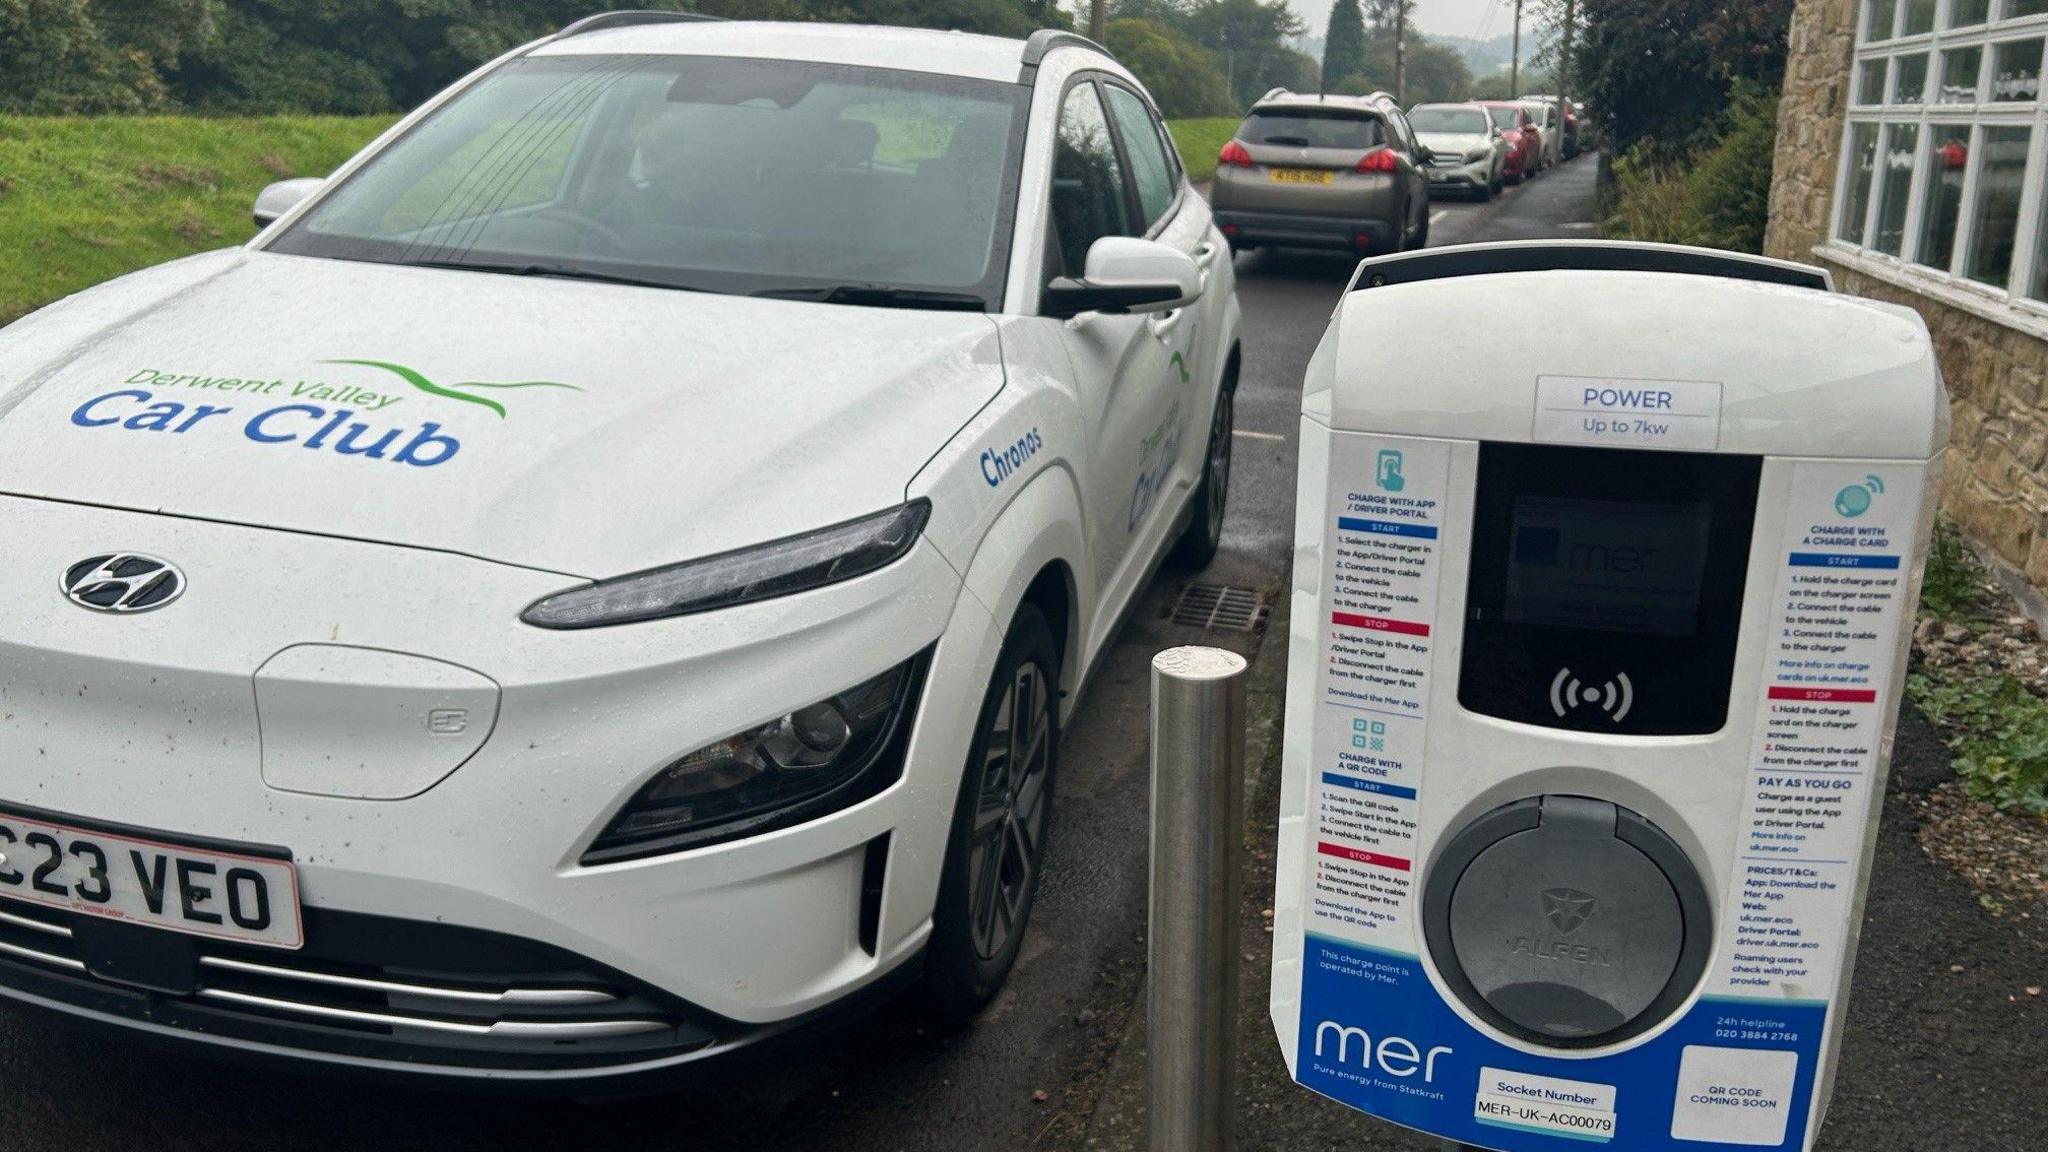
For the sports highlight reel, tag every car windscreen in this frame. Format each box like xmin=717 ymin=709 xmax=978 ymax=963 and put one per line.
xmin=1486 ymin=107 xmax=1522 ymax=130
xmin=266 ymin=55 xmax=1030 ymax=308
xmin=1408 ymin=107 xmax=1488 ymax=134
xmin=1238 ymin=109 xmax=1385 ymax=150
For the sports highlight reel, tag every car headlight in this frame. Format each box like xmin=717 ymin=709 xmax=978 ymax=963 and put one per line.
xmin=1466 ymin=147 xmax=1491 ymax=162
xmin=583 ymin=651 xmax=931 ymax=862
xmin=522 ymin=500 xmax=931 ymax=629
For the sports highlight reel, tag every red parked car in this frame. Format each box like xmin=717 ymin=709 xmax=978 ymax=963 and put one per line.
xmin=1478 ymin=101 xmax=1541 ymax=182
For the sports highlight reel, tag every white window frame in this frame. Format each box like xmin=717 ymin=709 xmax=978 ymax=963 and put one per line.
xmin=1832 ymin=0 xmax=2048 ymax=320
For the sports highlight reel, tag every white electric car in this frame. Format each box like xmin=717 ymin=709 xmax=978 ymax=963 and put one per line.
xmin=0 ymin=15 xmax=1239 ymax=1085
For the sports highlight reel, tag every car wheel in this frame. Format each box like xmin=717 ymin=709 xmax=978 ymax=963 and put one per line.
xmin=1414 ymin=207 xmax=1430 ymax=248
xmin=924 ymin=605 xmax=1059 ymax=1028
xmin=1172 ymin=376 xmax=1235 ymax=569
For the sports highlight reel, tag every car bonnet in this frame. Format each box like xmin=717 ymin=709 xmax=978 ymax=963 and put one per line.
xmin=0 ymin=251 xmax=1005 ymax=578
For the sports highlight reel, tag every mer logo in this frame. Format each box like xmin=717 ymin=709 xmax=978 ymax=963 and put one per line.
xmin=1311 ymin=1020 xmax=1454 ymax=1082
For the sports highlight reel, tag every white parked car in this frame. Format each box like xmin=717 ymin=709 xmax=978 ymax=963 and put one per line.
xmin=0 ymin=14 xmax=1238 ymax=1086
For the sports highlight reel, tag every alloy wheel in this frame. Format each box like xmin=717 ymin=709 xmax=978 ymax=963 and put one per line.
xmin=968 ymin=660 xmax=1052 ymax=960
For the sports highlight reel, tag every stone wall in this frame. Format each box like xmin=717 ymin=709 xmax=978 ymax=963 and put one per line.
xmin=1764 ymin=0 xmax=1857 ymax=260
xmin=1767 ymin=0 xmax=2048 ymax=588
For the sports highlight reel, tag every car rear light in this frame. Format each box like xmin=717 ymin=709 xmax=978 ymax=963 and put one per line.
xmin=1219 ymin=139 xmax=1253 ymax=169
xmin=1353 ymin=233 xmax=1374 ymax=250
xmin=1357 ymin=147 xmax=1399 ymax=174
xmin=1221 ymin=223 xmax=1238 ymax=236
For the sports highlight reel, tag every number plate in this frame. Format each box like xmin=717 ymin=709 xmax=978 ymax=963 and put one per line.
xmin=0 ymin=809 xmax=302 ymax=949
xmin=1269 ymin=168 xmax=1334 ymax=185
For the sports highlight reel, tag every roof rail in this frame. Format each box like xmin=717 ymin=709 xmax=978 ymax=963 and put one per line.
xmin=555 ymin=10 xmax=722 ymax=38
xmin=1018 ymin=29 xmax=1109 ymax=80
xmin=1348 ymin=240 xmax=1832 ymax=294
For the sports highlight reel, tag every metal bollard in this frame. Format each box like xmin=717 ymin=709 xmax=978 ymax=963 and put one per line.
xmin=1147 ymin=646 xmax=1249 ymax=1152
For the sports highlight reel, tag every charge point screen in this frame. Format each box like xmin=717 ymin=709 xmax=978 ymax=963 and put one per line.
xmin=1502 ymin=497 xmax=1713 ymax=638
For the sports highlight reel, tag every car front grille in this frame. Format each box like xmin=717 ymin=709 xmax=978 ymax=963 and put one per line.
xmin=0 ymin=897 xmax=728 ymax=1071
xmin=1432 ymin=151 xmax=1467 ymax=165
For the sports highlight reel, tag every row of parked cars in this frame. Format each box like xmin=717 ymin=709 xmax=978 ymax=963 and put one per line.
xmin=1211 ymin=88 xmax=1588 ymax=256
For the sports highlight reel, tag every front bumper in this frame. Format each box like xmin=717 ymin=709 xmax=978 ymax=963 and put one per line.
xmin=1213 ymin=209 xmax=1397 ymax=252
xmin=1427 ymin=159 xmax=1492 ymax=189
xmin=0 ymin=496 xmax=1005 ymax=1076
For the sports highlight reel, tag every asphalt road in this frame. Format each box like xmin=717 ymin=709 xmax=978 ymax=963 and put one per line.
xmin=0 ymin=154 xmax=1923 ymax=1152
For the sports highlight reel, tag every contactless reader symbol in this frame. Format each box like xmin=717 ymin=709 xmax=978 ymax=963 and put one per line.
xmin=1548 ymin=667 xmax=1634 ymax=722
xmin=1834 ymin=474 xmax=1884 ymax=518
xmin=1375 ymin=449 xmax=1405 ymax=492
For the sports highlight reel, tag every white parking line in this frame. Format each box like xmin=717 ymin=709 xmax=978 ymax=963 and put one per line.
xmin=1430 ymin=209 xmax=1447 ymax=225
xmin=1233 ymin=429 xmax=1286 ymax=442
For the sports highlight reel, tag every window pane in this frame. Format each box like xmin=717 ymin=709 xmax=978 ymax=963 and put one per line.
xmin=1866 ymin=0 xmax=1895 ymax=40
xmin=2009 ymin=0 xmax=2048 ymax=18
xmin=1841 ymin=122 xmax=1881 ymax=244
xmin=1892 ymin=53 xmax=1929 ymax=102
xmin=1939 ymin=47 xmax=1983 ymax=101
xmin=1965 ymin=126 xmax=2031 ymax=287
xmin=1917 ymin=126 xmax=1972 ymax=270
xmin=1873 ymin=124 xmax=1919 ymax=255
xmin=1951 ymin=0 xmax=1991 ymax=26
xmin=1051 ymin=84 xmax=1133 ymax=277
xmin=1993 ymin=39 xmax=2044 ymax=102
xmin=1901 ymin=0 xmax=1935 ymax=34
xmin=1858 ymin=58 xmax=1890 ymax=104
xmin=1103 ymin=86 xmax=1175 ymax=228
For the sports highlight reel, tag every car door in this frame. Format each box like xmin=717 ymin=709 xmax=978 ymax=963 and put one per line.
xmin=1101 ymin=79 xmax=1225 ymax=498
xmin=1382 ymin=105 xmax=1430 ymax=240
xmin=1044 ymin=78 xmax=1189 ymax=614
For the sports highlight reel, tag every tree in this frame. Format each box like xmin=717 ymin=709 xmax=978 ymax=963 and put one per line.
xmin=1184 ymin=0 xmax=1307 ymax=108
xmin=1321 ymin=0 xmax=1365 ymax=96
xmin=0 ymin=0 xmax=219 ymax=113
xmin=1531 ymin=0 xmax=1794 ymax=157
xmin=1107 ymin=17 xmax=1233 ymax=117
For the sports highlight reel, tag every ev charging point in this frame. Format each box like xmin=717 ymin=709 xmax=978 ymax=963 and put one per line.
xmin=1271 ymin=242 xmax=1948 ymax=1151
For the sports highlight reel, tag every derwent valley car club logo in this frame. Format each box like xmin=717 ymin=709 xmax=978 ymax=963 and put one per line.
xmin=66 ymin=360 xmax=581 ymax=468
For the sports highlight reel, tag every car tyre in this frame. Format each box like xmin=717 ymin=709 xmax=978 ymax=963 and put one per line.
xmin=923 ymin=604 xmax=1060 ymax=1029
xmin=1171 ymin=373 xmax=1236 ymax=569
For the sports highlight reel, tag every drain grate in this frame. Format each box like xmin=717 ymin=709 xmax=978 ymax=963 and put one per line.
xmin=1170 ymin=584 xmax=1269 ymax=632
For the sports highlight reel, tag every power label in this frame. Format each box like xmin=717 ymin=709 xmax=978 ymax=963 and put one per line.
xmin=1532 ymin=375 xmax=1723 ymax=451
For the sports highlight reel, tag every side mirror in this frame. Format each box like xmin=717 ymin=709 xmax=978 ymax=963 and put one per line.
xmin=253 ymin=178 xmax=326 ymax=228
xmin=1042 ymin=236 xmax=1200 ymax=320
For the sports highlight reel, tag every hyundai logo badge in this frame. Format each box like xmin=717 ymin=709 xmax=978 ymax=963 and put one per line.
xmin=61 ymin=554 xmax=186 ymax=614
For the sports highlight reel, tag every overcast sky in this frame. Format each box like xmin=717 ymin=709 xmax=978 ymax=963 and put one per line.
xmin=1288 ymin=0 xmax=1515 ymax=40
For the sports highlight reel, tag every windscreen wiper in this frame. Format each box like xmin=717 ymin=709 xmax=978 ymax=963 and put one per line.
xmin=405 ymin=258 xmax=714 ymax=293
xmin=751 ymin=284 xmax=988 ymax=312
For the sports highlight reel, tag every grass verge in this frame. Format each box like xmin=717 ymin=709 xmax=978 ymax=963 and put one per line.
xmin=0 ymin=115 xmax=395 ymax=326
xmin=1165 ymin=117 xmax=1238 ymax=184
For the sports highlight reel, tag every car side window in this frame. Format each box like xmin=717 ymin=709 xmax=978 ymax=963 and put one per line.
xmin=1102 ymin=84 xmax=1175 ymax=229
xmin=1384 ymin=109 xmax=1417 ymax=154
xmin=1050 ymin=81 xmax=1134 ymax=278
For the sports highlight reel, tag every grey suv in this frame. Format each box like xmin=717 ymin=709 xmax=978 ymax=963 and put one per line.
xmin=1210 ymin=90 xmax=1431 ymax=255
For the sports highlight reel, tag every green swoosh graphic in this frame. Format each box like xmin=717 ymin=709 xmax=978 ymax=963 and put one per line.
xmin=1170 ymin=352 xmax=1191 ymax=385
xmin=451 ymin=380 xmax=584 ymax=392
xmin=322 ymin=360 xmax=579 ymax=418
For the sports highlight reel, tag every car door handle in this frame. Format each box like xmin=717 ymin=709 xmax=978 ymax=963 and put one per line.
xmin=1150 ymin=308 xmax=1189 ymax=338
xmin=1192 ymin=241 xmax=1221 ymax=270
